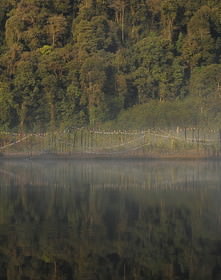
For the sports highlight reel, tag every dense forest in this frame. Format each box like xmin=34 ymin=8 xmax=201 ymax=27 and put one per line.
xmin=0 ymin=0 xmax=221 ymax=131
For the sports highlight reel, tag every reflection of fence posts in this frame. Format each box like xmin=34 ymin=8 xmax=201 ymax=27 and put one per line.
xmin=197 ymin=128 xmax=200 ymax=151
xmin=219 ymin=129 xmax=221 ymax=154
xmin=30 ymin=134 xmax=33 ymax=157
xmin=192 ymin=128 xmax=195 ymax=143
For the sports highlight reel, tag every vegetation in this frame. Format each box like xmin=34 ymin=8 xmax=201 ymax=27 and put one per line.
xmin=1 ymin=0 xmax=221 ymax=131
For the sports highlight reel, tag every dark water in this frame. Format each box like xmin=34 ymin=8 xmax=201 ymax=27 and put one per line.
xmin=0 ymin=160 xmax=221 ymax=280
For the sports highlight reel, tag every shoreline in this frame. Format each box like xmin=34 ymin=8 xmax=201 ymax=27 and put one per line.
xmin=1 ymin=152 xmax=221 ymax=161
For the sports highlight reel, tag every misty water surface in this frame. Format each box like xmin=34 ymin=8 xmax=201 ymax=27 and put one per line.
xmin=0 ymin=160 xmax=221 ymax=280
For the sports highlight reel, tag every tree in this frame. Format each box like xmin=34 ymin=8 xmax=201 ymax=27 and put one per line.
xmin=52 ymin=0 xmax=72 ymax=14
xmin=13 ymin=53 xmax=41 ymax=131
xmin=182 ymin=5 xmax=218 ymax=70
xmin=80 ymin=54 xmax=106 ymax=124
xmin=47 ymin=15 xmax=68 ymax=47
xmin=73 ymin=15 xmax=118 ymax=59
xmin=38 ymin=47 xmax=69 ymax=128
xmin=148 ymin=0 xmax=162 ymax=28
xmin=132 ymin=33 xmax=185 ymax=102
xmin=5 ymin=0 xmax=53 ymax=50
xmin=110 ymin=0 xmax=128 ymax=42
xmin=61 ymin=84 xmax=87 ymax=127
xmin=190 ymin=64 xmax=221 ymax=98
xmin=0 ymin=81 xmax=15 ymax=128
xmin=0 ymin=43 xmax=23 ymax=75
xmin=80 ymin=52 xmax=117 ymax=124
xmin=5 ymin=9 xmax=24 ymax=47
xmin=190 ymin=64 xmax=221 ymax=123
xmin=0 ymin=0 xmax=13 ymax=45
xmin=160 ymin=0 xmax=181 ymax=41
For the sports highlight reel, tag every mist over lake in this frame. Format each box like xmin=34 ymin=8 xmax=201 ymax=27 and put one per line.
xmin=0 ymin=160 xmax=221 ymax=280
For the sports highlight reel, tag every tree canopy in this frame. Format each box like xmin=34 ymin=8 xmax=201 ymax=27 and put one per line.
xmin=0 ymin=0 xmax=221 ymax=130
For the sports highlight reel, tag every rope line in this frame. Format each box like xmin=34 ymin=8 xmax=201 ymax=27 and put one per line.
xmin=89 ymin=130 xmax=219 ymax=142
xmin=0 ymin=129 xmax=221 ymax=154
xmin=0 ymin=135 xmax=31 ymax=151
xmin=82 ymin=141 xmax=151 ymax=155
xmin=56 ymin=134 xmax=146 ymax=151
xmin=147 ymin=132 xmax=218 ymax=143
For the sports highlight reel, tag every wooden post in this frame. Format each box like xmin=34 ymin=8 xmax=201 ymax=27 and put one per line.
xmin=30 ymin=134 xmax=33 ymax=158
xmin=219 ymin=129 xmax=221 ymax=154
xmin=192 ymin=128 xmax=195 ymax=143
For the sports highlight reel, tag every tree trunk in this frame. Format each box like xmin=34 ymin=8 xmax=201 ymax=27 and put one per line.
xmin=20 ymin=102 xmax=27 ymax=134
xmin=50 ymin=102 xmax=56 ymax=129
xmin=121 ymin=5 xmax=125 ymax=42
xmin=48 ymin=92 xmax=56 ymax=129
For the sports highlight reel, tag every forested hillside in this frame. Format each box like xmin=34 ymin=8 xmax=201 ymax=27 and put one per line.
xmin=0 ymin=0 xmax=221 ymax=131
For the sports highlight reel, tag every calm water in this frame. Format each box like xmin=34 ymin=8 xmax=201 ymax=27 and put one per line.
xmin=0 ymin=160 xmax=221 ymax=280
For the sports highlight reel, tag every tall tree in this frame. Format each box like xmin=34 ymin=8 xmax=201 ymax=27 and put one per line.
xmin=47 ymin=15 xmax=68 ymax=47
xmin=182 ymin=5 xmax=218 ymax=70
xmin=13 ymin=53 xmax=41 ymax=131
xmin=110 ymin=0 xmax=128 ymax=42
xmin=160 ymin=0 xmax=181 ymax=41
xmin=0 ymin=81 xmax=15 ymax=128
xmin=38 ymin=47 xmax=69 ymax=128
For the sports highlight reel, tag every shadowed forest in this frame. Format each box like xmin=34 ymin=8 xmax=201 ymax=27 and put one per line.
xmin=1 ymin=0 xmax=221 ymax=131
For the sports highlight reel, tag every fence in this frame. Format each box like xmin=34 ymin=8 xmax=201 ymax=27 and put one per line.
xmin=0 ymin=128 xmax=221 ymax=158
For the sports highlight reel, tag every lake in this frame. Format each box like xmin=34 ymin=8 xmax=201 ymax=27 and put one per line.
xmin=0 ymin=160 xmax=221 ymax=280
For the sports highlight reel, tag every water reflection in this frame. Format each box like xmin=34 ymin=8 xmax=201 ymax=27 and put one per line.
xmin=0 ymin=160 xmax=221 ymax=280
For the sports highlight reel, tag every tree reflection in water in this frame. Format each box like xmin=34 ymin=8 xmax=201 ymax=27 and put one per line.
xmin=0 ymin=160 xmax=221 ymax=280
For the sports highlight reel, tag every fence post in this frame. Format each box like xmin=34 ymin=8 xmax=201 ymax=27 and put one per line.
xmin=219 ymin=129 xmax=221 ymax=155
xmin=192 ymin=128 xmax=195 ymax=143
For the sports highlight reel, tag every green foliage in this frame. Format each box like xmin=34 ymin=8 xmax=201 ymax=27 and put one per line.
xmin=0 ymin=82 xmax=15 ymax=128
xmin=132 ymin=33 xmax=185 ymax=102
xmin=112 ymin=98 xmax=202 ymax=129
xmin=1 ymin=0 xmax=221 ymax=130
xmin=47 ymin=15 xmax=68 ymax=47
xmin=190 ymin=64 xmax=221 ymax=98
xmin=60 ymin=84 xmax=88 ymax=127
xmin=39 ymin=45 xmax=53 ymax=55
